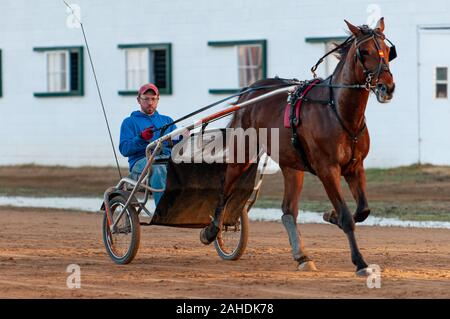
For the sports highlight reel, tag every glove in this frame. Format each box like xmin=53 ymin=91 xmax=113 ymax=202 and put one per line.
xmin=140 ymin=126 xmax=154 ymax=141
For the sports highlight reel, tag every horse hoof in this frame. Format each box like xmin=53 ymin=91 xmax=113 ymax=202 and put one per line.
xmin=199 ymin=228 xmax=212 ymax=245
xmin=354 ymin=208 xmax=371 ymax=223
xmin=323 ymin=210 xmax=339 ymax=227
xmin=355 ymin=267 xmax=370 ymax=277
xmin=323 ymin=211 xmax=332 ymax=222
xmin=297 ymin=261 xmax=318 ymax=272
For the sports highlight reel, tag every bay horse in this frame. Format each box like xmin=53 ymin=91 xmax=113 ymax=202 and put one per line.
xmin=200 ymin=18 xmax=396 ymax=275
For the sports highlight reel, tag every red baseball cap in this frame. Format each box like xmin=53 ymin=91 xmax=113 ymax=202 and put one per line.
xmin=138 ymin=83 xmax=159 ymax=96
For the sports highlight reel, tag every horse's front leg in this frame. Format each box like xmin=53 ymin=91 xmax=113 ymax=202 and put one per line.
xmin=344 ymin=164 xmax=371 ymax=223
xmin=323 ymin=164 xmax=371 ymax=225
xmin=317 ymin=165 xmax=369 ymax=275
xmin=200 ymin=163 xmax=248 ymax=245
xmin=280 ymin=166 xmax=317 ymax=271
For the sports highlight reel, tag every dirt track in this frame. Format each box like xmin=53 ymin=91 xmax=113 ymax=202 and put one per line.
xmin=0 ymin=206 xmax=449 ymax=298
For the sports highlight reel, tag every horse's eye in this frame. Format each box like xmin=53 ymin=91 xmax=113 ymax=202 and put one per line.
xmin=360 ymin=49 xmax=369 ymax=56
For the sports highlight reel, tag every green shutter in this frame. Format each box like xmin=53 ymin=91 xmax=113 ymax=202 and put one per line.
xmin=304 ymin=36 xmax=348 ymax=43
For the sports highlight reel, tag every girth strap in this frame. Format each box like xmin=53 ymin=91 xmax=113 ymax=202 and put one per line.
xmin=288 ymin=80 xmax=320 ymax=175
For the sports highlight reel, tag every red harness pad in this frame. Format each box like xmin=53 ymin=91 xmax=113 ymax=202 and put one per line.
xmin=284 ymin=79 xmax=320 ymax=128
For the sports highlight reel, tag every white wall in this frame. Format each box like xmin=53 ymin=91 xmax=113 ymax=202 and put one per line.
xmin=0 ymin=0 xmax=449 ymax=167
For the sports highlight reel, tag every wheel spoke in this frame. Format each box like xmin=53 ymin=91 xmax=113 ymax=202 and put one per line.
xmin=106 ymin=203 xmax=133 ymax=259
xmin=217 ymin=218 xmax=241 ymax=255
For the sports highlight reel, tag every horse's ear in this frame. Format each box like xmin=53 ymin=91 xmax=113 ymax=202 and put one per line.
xmin=344 ymin=19 xmax=360 ymax=36
xmin=375 ymin=17 xmax=385 ymax=32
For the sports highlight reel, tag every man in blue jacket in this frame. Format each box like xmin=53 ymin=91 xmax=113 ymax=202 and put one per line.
xmin=119 ymin=83 xmax=176 ymax=206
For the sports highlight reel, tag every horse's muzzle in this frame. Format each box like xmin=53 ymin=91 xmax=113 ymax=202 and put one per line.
xmin=375 ymin=82 xmax=395 ymax=103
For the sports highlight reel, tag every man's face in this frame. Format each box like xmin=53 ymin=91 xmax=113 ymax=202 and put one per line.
xmin=138 ymin=91 xmax=159 ymax=115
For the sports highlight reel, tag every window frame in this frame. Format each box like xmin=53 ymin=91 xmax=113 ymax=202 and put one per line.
xmin=435 ymin=66 xmax=448 ymax=99
xmin=33 ymin=46 xmax=84 ymax=97
xmin=207 ymin=40 xmax=267 ymax=94
xmin=117 ymin=43 xmax=172 ymax=96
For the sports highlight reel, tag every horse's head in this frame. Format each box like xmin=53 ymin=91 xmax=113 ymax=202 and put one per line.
xmin=345 ymin=18 xmax=396 ymax=103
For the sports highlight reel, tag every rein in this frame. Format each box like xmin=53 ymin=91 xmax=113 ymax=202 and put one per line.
xmin=155 ymin=81 xmax=299 ymax=136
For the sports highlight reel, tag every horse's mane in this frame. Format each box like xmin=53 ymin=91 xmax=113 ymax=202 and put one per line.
xmin=332 ymin=24 xmax=377 ymax=76
xmin=334 ymin=24 xmax=377 ymax=61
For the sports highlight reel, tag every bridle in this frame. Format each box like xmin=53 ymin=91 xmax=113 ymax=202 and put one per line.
xmin=310 ymin=28 xmax=397 ymax=91
xmin=354 ymin=29 xmax=396 ymax=91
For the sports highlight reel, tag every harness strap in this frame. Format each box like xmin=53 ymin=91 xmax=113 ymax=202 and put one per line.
xmin=329 ymin=101 xmax=367 ymax=164
xmin=288 ymin=76 xmax=367 ymax=174
xmin=311 ymin=36 xmax=354 ymax=78
xmin=288 ymin=80 xmax=320 ymax=175
xmin=290 ymin=124 xmax=316 ymax=175
xmin=327 ymin=76 xmax=367 ymax=166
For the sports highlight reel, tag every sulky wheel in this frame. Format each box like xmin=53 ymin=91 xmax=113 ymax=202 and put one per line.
xmin=102 ymin=196 xmax=141 ymax=264
xmin=214 ymin=209 xmax=249 ymax=261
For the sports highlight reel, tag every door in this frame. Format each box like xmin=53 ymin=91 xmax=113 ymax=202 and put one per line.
xmin=418 ymin=28 xmax=450 ymax=165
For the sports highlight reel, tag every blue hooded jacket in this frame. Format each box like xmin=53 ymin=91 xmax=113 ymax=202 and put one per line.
xmin=119 ymin=110 xmax=177 ymax=170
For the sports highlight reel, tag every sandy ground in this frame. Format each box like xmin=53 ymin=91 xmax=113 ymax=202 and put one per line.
xmin=0 ymin=206 xmax=449 ymax=299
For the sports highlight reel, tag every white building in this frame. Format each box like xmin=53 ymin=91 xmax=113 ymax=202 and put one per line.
xmin=0 ymin=0 xmax=449 ymax=167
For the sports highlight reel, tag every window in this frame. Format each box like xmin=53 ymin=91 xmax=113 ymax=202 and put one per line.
xmin=238 ymin=45 xmax=263 ymax=87
xmin=435 ymin=66 xmax=448 ymax=99
xmin=33 ymin=46 xmax=84 ymax=97
xmin=47 ymin=51 xmax=69 ymax=92
xmin=305 ymin=36 xmax=348 ymax=78
xmin=118 ymin=43 xmax=172 ymax=95
xmin=125 ymin=48 xmax=148 ymax=90
xmin=208 ymin=40 xmax=267 ymax=94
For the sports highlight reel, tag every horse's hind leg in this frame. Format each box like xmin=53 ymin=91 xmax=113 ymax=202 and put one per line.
xmin=280 ymin=166 xmax=317 ymax=271
xmin=200 ymin=163 xmax=249 ymax=245
xmin=344 ymin=165 xmax=371 ymax=223
xmin=317 ymin=165 xmax=369 ymax=275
